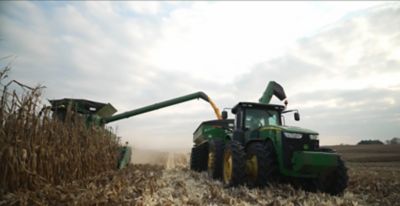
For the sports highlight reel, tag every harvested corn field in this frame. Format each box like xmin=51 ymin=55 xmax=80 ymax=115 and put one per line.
xmin=0 ymin=164 xmax=162 ymax=205
xmin=131 ymin=151 xmax=400 ymax=206
xmin=1 ymin=149 xmax=399 ymax=206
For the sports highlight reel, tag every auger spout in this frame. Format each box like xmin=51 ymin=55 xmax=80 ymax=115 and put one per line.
xmin=259 ymin=81 xmax=288 ymax=106
xmin=103 ymin=91 xmax=222 ymax=124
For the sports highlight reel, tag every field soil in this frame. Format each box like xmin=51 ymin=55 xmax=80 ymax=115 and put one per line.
xmin=1 ymin=145 xmax=399 ymax=206
xmin=331 ymin=144 xmax=400 ymax=162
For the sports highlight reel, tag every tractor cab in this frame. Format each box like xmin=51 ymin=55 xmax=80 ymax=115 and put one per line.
xmin=231 ymin=102 xmax=316 ymax=142
xmin=231 ymin=102 xmax=326 ymax=172
xmin=231 ymin=102 xmax=286 ymax=143
xmin=232 ymin=102 xmax=285 ymax=131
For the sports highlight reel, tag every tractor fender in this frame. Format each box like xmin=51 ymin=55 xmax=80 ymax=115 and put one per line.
xmin=245 ymin=139 xmax=274 ymax=150
xmin=196 ymin=140 xmax=210 ymax=149
xmin=245 ymin=139 xmax=264 ymax=148
xmin=232 ymin=130 xmax=245 ymax=144
xmin=318 ymin=147 xmax=336 ymax=153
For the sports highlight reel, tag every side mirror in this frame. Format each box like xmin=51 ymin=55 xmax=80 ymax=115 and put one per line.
xmin=294 ymin=112 xmax=300 ymax=121
xmin=222 ymin=111 xmax=228 ymax=119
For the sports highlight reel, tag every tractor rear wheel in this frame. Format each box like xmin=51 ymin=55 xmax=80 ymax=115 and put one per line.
xmin=246 ymin=141 xmax=278 ymax=187
xmin=207 ymin=140 xmax=225 ymax=179
xmin=222 ymin=140 xmax=246 ymax=186
xmin=190 ymin=143 xmax=209 ymax=172
xmin=317 ymin=157 xmax=348 ymax=195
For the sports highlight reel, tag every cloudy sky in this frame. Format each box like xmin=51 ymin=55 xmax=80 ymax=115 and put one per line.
xmin=0 ymin=1 xmax=399 ymax=150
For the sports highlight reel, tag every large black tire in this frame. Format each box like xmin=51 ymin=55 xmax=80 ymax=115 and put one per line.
xmin=317 ymin=157 xmax=348 ymax=195
xmin=207 ymin=140 xmax=225 ymax=179
xmin=245 ymin=141 xmax=278 ymax=187
xmin=222 ymin=140 xmax=246 ymax=187
xmin=190 ymin=143 xmax=208 ymax=172
xmin=296 ymin=178 xmax=318 ymax=193
xmin=190 ymin=146 xmax=200 ymax=171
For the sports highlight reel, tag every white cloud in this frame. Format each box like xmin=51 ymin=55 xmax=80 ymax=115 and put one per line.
xmin=125 ymin=1 xmax=161 ymax=15
xmin=233 ymin=3 xmax=400 ymax=145
xmin=0 ymin=1 xmax=398 ymax=149
xmin=147 ymin=2 xmax=386 ymax=83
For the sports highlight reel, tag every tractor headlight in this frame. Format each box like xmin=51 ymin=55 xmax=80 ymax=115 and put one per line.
xmin=310 ymin=134 xmax=319 ymax=140
xmin=284 ymin=132 xmax=303 ymax=139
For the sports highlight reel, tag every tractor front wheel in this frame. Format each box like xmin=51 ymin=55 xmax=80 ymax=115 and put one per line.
xmin=317 ymin=157 xmax=348 ymax=195
xmin=222 ymin=141 xmax=246 ymax=187
xmin=246 ymin=141 xmax=278 ymax=187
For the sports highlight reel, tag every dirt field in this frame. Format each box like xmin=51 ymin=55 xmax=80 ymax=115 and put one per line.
xmin=1 ymin=144 xmax=399 ymax=205
xmin=331 ymin=144 xmax=400 ymax=162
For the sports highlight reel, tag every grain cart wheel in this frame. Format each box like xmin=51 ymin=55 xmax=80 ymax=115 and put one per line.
xmin=198 ymin=142 xmax=209 ymax=171
xmin=223 ymin=141 xmax=246 ymax=186
xmin=246 ymin=141 xmax=278 ymax=187
xmin=190 ymin=143 xmax=209 ymax=172
xmin=208 ymin=140 xmax=225 ymax=179
xmin=190 ymin=146 xmax=200 ymax=171
xmin=318 ymin=157 xmax=348 ymax=195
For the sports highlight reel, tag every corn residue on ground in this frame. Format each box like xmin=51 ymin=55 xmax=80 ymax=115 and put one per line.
xmin=2 ymin=151 xmax=399 ymax=206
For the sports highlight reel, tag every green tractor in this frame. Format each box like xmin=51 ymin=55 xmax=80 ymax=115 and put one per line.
xmin=190 ymin=81 xmax=348 ymax=195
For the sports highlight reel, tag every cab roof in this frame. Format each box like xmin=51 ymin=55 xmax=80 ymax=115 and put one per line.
xmin=231 ymin=102 xmax=285 ymax=114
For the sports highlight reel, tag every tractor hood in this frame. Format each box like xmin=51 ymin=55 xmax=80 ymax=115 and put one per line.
xmin=281 ymin=125 xmax=319 ymax=135
xmin=261 ymin=125 xmax=318 ymax=135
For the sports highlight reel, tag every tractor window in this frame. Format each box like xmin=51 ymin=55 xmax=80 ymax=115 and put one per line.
xmin=268 ymin=115 xmax=278 ymax=125
xmin=245 ymin=109 xmax=279 ymax=130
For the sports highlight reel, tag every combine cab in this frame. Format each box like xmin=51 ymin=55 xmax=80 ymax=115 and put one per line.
xmin=190 ymin=81 xmax=348 ymax=195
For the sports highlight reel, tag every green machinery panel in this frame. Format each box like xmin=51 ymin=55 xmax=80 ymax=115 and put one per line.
xmin=292 ymin=151 xmax=338 ymax=174
xmin=193 ymin=119 xmax=233 ymax=145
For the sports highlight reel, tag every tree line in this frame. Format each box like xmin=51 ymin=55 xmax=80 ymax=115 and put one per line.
xmin=357 ymin=137 xmax=400 ymax=145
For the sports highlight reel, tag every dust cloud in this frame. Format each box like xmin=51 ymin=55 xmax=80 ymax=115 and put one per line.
xmin=131 ymin=148 xmax=190 ymax=166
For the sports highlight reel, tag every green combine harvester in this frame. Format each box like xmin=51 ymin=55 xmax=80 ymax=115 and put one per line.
xmin=190 ymin=81 xmax=348 ymax=195
xmin=49 ymin=92 xmax=222 ymax=170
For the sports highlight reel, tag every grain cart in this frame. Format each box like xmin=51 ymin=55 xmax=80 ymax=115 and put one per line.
xmin=49 ymin=92 xmax=222 ymax=169
xmin=190 ymin=81 xmax=348 ymax=195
